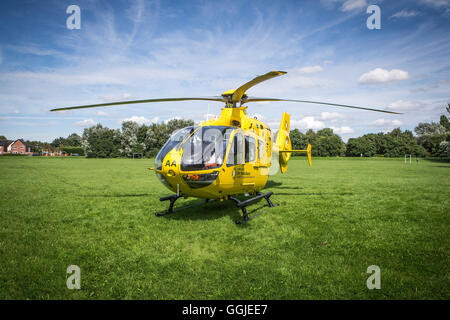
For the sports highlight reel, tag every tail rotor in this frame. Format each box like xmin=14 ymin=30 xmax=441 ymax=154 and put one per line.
xmin=276 ymin=112 xmax=312 ymax=173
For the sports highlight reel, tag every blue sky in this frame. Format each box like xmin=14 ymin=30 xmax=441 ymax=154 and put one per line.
xmin=0 ymin=0 xmax=449 ymax=142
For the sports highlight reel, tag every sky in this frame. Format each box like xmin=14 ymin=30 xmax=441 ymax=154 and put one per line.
xmin=0 ymin=0 xmax=449 ymax=142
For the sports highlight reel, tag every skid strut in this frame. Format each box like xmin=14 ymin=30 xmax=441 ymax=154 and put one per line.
xmin=229 ymin=191 xmax=279 ymax=224
xmin=155 ymin=194 xmax=182 ymax=216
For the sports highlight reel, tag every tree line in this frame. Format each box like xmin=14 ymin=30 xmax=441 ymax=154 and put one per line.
xmin=290 ymin=104 xmax=449 ymax=158
xmin=4 ymin=104 xmax=449 ymax=159
xmin=80 ymin=119 xmax=194 ymax=158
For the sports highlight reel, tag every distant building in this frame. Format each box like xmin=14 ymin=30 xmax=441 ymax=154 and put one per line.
xmin=0 ymin=140 xmax=12 ymax=155
xmin=0 ymin=139 xmax=33 ymax=155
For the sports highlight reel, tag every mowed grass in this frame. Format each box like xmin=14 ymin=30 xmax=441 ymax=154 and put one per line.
xmin=0 ymin=156 xmax=449 ymax=300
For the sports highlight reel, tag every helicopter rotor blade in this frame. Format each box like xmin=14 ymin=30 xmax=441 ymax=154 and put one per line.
xmin=244 ymin=97 xmax=402 ymax=114
xmin=50 ymin=97 xmax=225 ymax=112
xmin=231 ymin=71 xmax=287 ymax=104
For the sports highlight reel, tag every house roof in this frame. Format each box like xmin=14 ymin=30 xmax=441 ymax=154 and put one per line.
xmin=18 ymin=139 xmax=29 ymax=147
xmin=4 ymin=139 xmax=30 ymax=148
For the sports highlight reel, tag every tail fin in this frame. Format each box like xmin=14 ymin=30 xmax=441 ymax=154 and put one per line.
xmin=276 ymin=112 xmax=312 ymax=172
xmin=276 ymin=112 xmax=291 ymax=173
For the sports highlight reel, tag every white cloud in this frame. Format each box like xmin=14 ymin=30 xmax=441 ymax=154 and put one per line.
xmin=292 ymin=116 xmax=326 ymax=130
xmin=7 ymin=44 xmax=67 ymax=57
xmin=276 ymin=69 xmax=330 ymax=89
xmin=341 ymin=0 xmax=367 ymax=12
xmin=95 ymin=111 xmax=109 ymax=116
xmin=164 ymin=116 xmax=182 ymax=123
xmin=371 ymin=118 xmax=403 ymax=127
xmin=100 ymin=93 xmax=133 ymax=102
xmin=76 ymin=119 xmax=97 ymax=127
xmin=390 ymin=9 xmax=420 ymax=18
xmin=358 ymin=68 xmax=410 ymax=84
xmin=319 ymin=111 xmax=344 ymax=121
xmin=296 ymin=65 xmax=323 ymax=74
xmin=387 ymin=100 xmax=421 ymax=111
xmin=122 ymin=115 xmax=158 ymax=125
xmin=419 ymin=0 xmax=450 ymax=8
xmin=331 ymin=126 xmax=354 ymax=134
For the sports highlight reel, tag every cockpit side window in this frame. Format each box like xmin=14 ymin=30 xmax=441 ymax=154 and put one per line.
xmin=226 ymin=132 xmax=244 ymax=167
xmin=245 ymin=136 xmax=256 ymax=163
xmin=155 ymin=126 xmax=195 ymax=170
xmin=180 ymin=126 xmax=234 ymax=171
xmin=258 ymin=139 xmax=264 ymax=161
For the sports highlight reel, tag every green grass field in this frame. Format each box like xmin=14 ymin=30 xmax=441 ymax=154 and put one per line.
xmin=0 ymin=156 xmax=449 ymax=299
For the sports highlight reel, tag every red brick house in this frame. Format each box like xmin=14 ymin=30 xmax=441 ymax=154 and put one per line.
xmin=0 ymin=139 xmax=33 ymax=155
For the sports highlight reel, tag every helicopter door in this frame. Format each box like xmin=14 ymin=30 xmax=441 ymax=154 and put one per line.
xmin=242 ymin=135 xmax=257 ymax=187
xmin=226 ymin=131 xmax=244 ymax=188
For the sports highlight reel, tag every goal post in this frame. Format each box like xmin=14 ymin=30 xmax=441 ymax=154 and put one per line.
xmin=133 ymin=153 xmax=143 ymax=159
xmin=404 ymin=154 xmax=411 ymax=164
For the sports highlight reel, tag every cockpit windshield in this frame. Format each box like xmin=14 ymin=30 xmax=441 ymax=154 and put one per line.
xmin=155 ymin=126 xmax=195 ymax=170
xmin=181 ymin=126 xmax=234 ymax=171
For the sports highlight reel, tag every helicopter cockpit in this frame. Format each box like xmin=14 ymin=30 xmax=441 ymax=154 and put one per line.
xmin=155 ymin=126 xmax=236 ymax=172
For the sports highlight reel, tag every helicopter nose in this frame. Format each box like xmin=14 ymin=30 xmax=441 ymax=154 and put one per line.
xmin=163 ymin=167 xmax=177 ymax=177
xmin=160 ymin=152 xmax=182 ymax=188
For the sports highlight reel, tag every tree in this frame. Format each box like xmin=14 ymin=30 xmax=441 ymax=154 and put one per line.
xmin=415 ymin=119 xmax=448 ymax=157
xmin=382 ymin=128 xmax=427 ymax=157
xmin=166 ymin=119 xmax=194 ymax=134
xmin=414 ymin=122 xmax=446 ymax=141
xmin=314 ymin=135 xmax=346 ymax=156
xmin=81 ymin=124 xmax=121 ymax=158
xmin=346 ymin=136 xmax=376 ymax=157
xmin=120 ymin=121 xmax=144 ymax=157
xmin=0 ymin=135 xmax=6 ymax=140
xmin=143 ymin=119 xmax=194 ymax=156
xmin=290 ymin=129 xmax=305 ymax=154
xmin=65 ymin=133 xmax=82 ymax=146
xmin=51 ymin=133 xmax=81 ymax=148
xmin=290 ymin=128 xmax=345 ymax=156
xmin=51 ymin=137 xmax=67 ymax=147
xmin=443 ymin=104 xmax=450 ymax=158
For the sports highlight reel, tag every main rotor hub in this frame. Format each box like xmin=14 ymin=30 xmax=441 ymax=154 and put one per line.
xmin=221 ymin=92 xmax=248 ymax=108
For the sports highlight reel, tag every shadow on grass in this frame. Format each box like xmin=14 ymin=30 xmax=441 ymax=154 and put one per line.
xmin=264 ymin=180 xmax=302 ymax=190
xmin=274 ymin=192 xmax=353 ymax=196
xmin=155 ymin=195 xmax=271 ymax=226
xmin=84 ymin=193 xmax=153 ymax=198
xmin=86 ymin=188 xmax=282 ymax=225
xmin=424 ymin=158 xmax=450 ymax=163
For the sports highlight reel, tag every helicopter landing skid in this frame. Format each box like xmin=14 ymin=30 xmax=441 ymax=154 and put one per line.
xmin=155 ymin=195 xmax=214 ymax=216
xmin=155 ymin=194 xmax=182 ymax=216
xmin=229 ymin=191 xmax=279 ymax=224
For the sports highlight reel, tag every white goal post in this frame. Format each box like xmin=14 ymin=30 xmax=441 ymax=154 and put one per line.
xmin=133 ymin=153 xmax=143 ymax=159
xmin=404 ymin=154 xmax=412 ymax=164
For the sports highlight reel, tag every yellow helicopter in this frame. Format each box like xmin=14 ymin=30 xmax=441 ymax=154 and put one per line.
xmin=51 ymin=71 xmax=400 ymax=223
